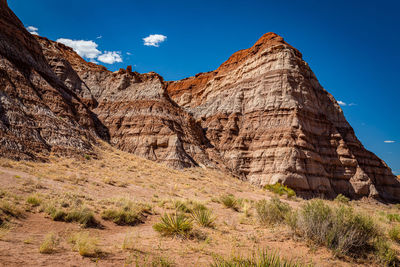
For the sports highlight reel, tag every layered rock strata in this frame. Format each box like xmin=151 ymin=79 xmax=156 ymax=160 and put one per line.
xmin=0 ymin=0 xmax=107 ymax=160
xmin=167 ymin=33 xmax=400 ymax=200
xmin=36 ymin=37 xmax=211 ymax=168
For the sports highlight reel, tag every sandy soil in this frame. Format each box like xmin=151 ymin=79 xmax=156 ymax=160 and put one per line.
xmin=0 ymin=143 xmax=397 ymax=266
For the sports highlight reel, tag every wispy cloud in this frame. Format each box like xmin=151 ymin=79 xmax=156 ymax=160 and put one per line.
xmin=96 ymin=35 xmax=102 ymax=39
xmin=143 ymin=34 xmax=167 ymax=47
xmin=97 ymin=51 xmax=122 ymax=64
xmin=337 ymin=100 xmax=356 ymax=107
xmin=26 ymin=26 xmax=39 ymax=35
xmin=384 ymin=140 xmax=395 ymax=143
xmin=56 ymin=38 xmax=123 ymax=64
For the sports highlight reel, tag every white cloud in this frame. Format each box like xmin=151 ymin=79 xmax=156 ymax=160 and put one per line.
xmin=56 ymin=38 xmax=101 ymax=59
xmin=143 ymin=34 xmax=167 ymax=47
xmin=26 ymin=26 xmax=39 ymax=35
xmin=337 ymin=100 xmax=356 ymax=107
xmin=126 ymin=52 xmax=132 ymax=55
xmin=384 ymin=140 xmax=395 ymax=143
xmin=96 ymin=35 xmax=102 ymax=39
xmin=97 ymin=51 xmax=123 ymax=64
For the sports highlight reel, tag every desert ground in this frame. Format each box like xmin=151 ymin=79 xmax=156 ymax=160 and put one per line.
xmin=0 ymin=142 xmax=399 ymax=267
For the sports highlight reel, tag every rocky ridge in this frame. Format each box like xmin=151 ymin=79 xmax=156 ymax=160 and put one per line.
xmin=0 ymin=0 xmax=399 ymax=201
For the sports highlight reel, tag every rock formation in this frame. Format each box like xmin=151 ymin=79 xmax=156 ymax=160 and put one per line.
xmin=0 ymin=0 xmax=107 ymax=160
xmin=36 ymin=37 xmax=211 ymax=169
xmin=0 ymin=0 xmax=399 ymax=201
xmin=167 ymin=33 xmax=400 ymax=201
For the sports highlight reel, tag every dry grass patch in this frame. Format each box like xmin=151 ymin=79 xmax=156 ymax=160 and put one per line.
xmin=39 ymin=232 xmax=59 ymax=254
xmin=255 ymin=197 xmax=291 ymax=226
xmin=68 ymin=231 xmax=101 ymax=257
xmin=211 ymin=249 xmax=310 ymax=267
xmin=101 ymin=198 xmax=151 ymax=226
xmin=220 ymin=194 xmax=239 ymax=211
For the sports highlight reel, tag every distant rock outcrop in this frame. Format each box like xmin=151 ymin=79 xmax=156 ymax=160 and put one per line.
xmin=0 ymin=0 xmax=399 ymax=201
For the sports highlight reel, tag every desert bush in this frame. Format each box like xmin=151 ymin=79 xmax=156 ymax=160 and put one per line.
xmin=44 ymin=204 xmax=98 ymax=228
xmin=374 ymin=238 xmax=398 ymax=266
xmin=386 ymin=213 xmax=400 ymax=223
xmin=211 ymin=249 xmax=309 ymax=267
xmin=101 ymin=200 xmax=150 ymax=226
xmin=69 ymin=231 xmax=100 ymax=257
xmin=65 ymin=207 xmax=98 ymax=228
xmin=264 ymin=183 xmax=296 ymax=198
xmin=173 ymin=200 xmax=191 ymax=213
xmin=334 ymin=194 xmax=350 ymax=204
xmin=220 ymin=195 xmax=239 ymax=211
xmin=289 ymin=200 xmax=380 ymax=256
xmin=388 ymin=225 xmax=400 ymax=243
xmin=153 ymin=213 xmax=193 ymax=237
xmin=173 ymin=199 xmax=207 ymax=213
xmin=191 ymin=207 xmax=215 ymax=228
xmin=39 ymin=232 xmax=58 ymax=254
xmin=255 ymin=198 xmax=291 ymax=226
xmin=0 ymin=200 xmax=23 ymax=219
xmin=26 ymin=194 xmax=42 ymax=207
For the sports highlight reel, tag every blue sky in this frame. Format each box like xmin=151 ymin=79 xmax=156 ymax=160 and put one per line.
xmin=10 ymin=0 xmax=400 ymax=174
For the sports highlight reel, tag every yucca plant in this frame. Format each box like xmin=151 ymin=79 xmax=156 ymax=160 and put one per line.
xmin=191 ymin=207 xmax=215 ymax=228
xmin=153 ymin=212 xmax=193 ymax=237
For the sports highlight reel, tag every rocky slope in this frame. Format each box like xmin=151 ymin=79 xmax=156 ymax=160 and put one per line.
xmin=0 ymin=0 xmax=399 ymax=200
xmin=167 ymin=33 xmax=400 ymax=201
xmin=36 ymin=37 xmax=211 ymax=168
xmin=0 ymin=0 xmax=107 ymax=160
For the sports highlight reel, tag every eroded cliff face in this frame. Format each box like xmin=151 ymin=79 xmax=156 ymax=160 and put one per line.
xmin=167 ymin=33 xmax=400 ymax=201
xmin=36 ymin=37 xmax=211 ymax=169
xmin=0 ymin=0 xmax=107 ymax=160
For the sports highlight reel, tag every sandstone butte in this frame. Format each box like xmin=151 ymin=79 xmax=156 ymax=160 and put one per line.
xmin=0 ymin=0 xmax=399 ymax=201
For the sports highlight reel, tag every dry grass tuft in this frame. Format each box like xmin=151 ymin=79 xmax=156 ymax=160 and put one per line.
xmin=39 ymin=232 xmax=58 ymax=254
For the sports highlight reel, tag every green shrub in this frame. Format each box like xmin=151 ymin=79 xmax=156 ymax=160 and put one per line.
xmin=388 ymin=225 xmax=400 ymax=243
xmin=220 ymin=195 xmax=239 ymax=211
xmin=39 ymin=232 xmax=58 ymax=254
xmin=153 ymin=213 xmax=193 ymax=238
xmin=101 ymin=201 xmax=150 ymax=226
xmin=191 ymin=207 xmax=215 ymax=228
xmin=290 ymin=200 xmax=379 ymax=256
xmin=211 ymin=249 xmax=309 ymax=267
xmin=334 ymin=194 xmax=350 ymax=204
xmin=255 ymin=198 xmax=291 ymax=226
xmin=264 ymin=183 xmax=296 ymax=198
